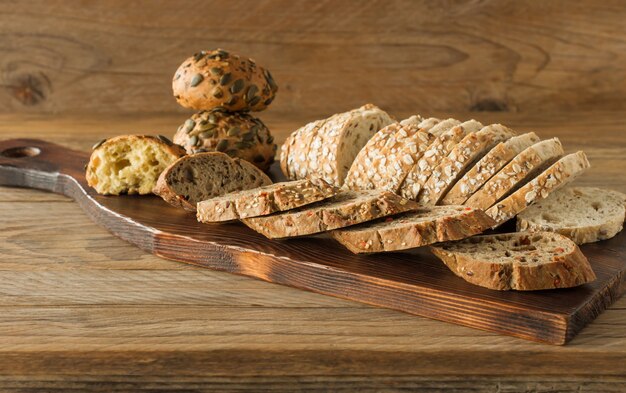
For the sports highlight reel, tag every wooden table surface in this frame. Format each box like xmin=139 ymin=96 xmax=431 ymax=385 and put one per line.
xmin=0 ymin=111 xmax=625 ymax=391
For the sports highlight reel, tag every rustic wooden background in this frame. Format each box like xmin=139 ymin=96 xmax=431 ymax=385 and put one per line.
xmin=1 ymin=0 xmax=625 ymax=119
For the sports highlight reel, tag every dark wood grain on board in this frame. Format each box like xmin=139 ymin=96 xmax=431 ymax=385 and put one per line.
xmin=0 ymin=0 xmax=625 ymax=116
xmin=1 ymin=138 xmax=625 ymax=345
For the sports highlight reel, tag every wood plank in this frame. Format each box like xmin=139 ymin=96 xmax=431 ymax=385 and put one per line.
xmin=0 ymin=1 xmax=624 ymax=115
xmin=1 ymin=138 xmax=624 ymax=345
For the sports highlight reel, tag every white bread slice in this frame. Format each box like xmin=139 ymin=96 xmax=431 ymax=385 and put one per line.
xmin=399 ymin=120 xmax=482 ymax=201
xmin=486 ymin=151 xmax=590 ymax=226
xmin=197 ymin=178 xmax=339 ymax=222
xmin=331 ymin=205 xmax=495 ymax=254
xmin=441 ymin=132 xmax=540 ymax=205
xmin=428 ymin=118 xmax=461 ymax=136
xmin=419 ymin=123 xmax=515 ymax=205
xmin=517 ymin=186 xmax=625 ymax=244
xmin=430 ymin=232 xmax=596 ymax=290
xmin=465 ymin=138 xmax=564 ymax=210
xmin=417 ymin=117 xmax=441 ymax=131
xmin=242 ymin=190 xmax=418 ymax=239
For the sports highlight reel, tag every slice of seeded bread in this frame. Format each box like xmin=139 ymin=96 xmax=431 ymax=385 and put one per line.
xmin=242 ymin=190 xmax=418 ymax=239
xmin=398 ymin=120 xmax=479 ymax=200
xmin=465 ymin=138 xmax=564 ymax=210
xmin=419 ymin=123 xmax=515 ymax=205
xmin=427 ymin=118 xmax=462 ymax=136
xmin=332 ymin=205 xmax=495 ymax=254
xmin=86 ymin=135 xmax=186 ymax=195
xmin=430 ymin=232 xmax=596 ymax=290
xmin=517 ymin=186 xmax=625 ymax=244
xmin=486 ymin=151 xmax=590 ymax=226
xmin=441 ymin=132 xmax=540 ymax=205
xmin=417 ymin=117 xmax=441 ymax=131
xmin=197 ymin=178 xmax=339 ymax=222
xmin=153 ymin=152 xmax=272 ymax=211
xmin=288 ymin=104 xmax=394 ymax=187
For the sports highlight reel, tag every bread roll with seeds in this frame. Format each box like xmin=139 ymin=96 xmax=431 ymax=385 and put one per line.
xmin=153 ymin=152 xmax=271 ymax=211
xmin=441 ymin=131 xmax=539 ymax=205
xmin=465 ymin=138 xmax=564 ymax=210
xmin=281 ymin=104 xmax=394 ymax=186
xmin=172 ymin=49 xmax=277 ymax=112
xmin=399 ymin=120 xmax=481 ymax=200
xmin=430 ymin=232 xmax=596 ymax=291
xmin=486 ymin=151 xmax=590 ymax=226
xmin=419 ymin=123 xmax=515 ymax=205
xmin=86 ymin=135 xmax=186 ymax=195
xmin=332 ymin=205 xmax=495 ymax=254
xmin=173 ymin=108 xmax=276 ymax=172
xmin=517 ymin=186 xmax=625 ymax=244
xmin=197 ymin=178 xmax=339 ymax=222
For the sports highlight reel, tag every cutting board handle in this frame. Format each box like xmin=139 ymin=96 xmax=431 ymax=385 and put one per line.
xmin=0 ymin=138 xmax=88 ymax=195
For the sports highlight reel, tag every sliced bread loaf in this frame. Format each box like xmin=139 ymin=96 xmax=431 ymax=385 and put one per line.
xmin=430 ymin=232 xmax=596 ymax=290
xmin=86 ymin=135 xmax=186 ymax=195
xmin=464 ymin=138 xmax=564 ymax=210
xmin=344 ymin=121 xmax=433 ymax=192
xmin=282 ymin=104 xmax=394 ymax=187
xmin=517 ymin=186 xmax=625 ymax=244
xmin=486 ymin=151 xmax=590 ymax=226
xmin=153 ymin=152 xmax=272 ymax=211
xmin=331 ymin=205 xmax=495 ymax=254
xmin=242 ymin=190 xmax=418 ymax=239
xmin=398 ymin=120 xmax=479 ymax=200
xmin=419 ymin=123 xmax=515 ymax=205
xmin=197 ymin=178 xmax=339 ymax=222
xmin=441 ymin=132 xmax=540 ymax=205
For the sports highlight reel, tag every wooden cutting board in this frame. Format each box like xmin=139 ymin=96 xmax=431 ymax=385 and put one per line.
xmin=1 ymin=138 xmax=624 ymax=345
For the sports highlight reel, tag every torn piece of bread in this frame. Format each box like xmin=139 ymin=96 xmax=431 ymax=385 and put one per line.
xmin=153 ymin=152 xmax=271 ymax=211
xmin=430 ymin=232 xmax=596 ymax=290
xmin=86 ymin=135 xmax=186 ymax=195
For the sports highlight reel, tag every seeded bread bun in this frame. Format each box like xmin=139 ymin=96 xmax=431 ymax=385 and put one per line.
xmin=172 ymin=108 xmax=276 ymax=172
xmin=172 ymin=49 xmax=278 ymax=112
xmin=86 ymin=135 xmax=186 ymax=195
xmin=153 ymin=152 xmax=272 ymax=211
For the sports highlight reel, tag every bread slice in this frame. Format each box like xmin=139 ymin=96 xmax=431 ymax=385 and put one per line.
xmin=86 ymin=135 xmax=186 ymax=195
xmin=441 ymin=132 xmax=540 ymax=205
xmin=153 ymin=152 xmax=272 ymax=211
xmin=464 ymin=138 xmax=564 ymax=210
xmin=344 ymin=120 xmax=433 ymax=192
xmin=398 ymin=120 xmax=479 ymax=200
xmin=486 ymin=151 xmax=590 ymax=226
xmin=417 ymin=117 xmax=441 ymax=131
xmin=419 ymin=123 xmax=515 ymax=205
xmin=430 ymin=232 xmax=596 ymax=290
xmin=287 ymin=104 xmax=394 ymax=187
xmin=282 ymin=118 xmax=326 ymax=180
xmin=197 ymin=178 xmax=339 ymax=222
xmin=517 ymin=186 xmax=625 ymax=244
xmin=331 ymin=205 xmax=495 ymax=254
xmin=428 ymin=118 xmax=461 ymax=136
xmin=242 ymin=190 xmax=418 ymax=239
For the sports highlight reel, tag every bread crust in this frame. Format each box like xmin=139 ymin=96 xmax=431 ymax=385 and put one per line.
xmin=172 ymin=49 xmax=277 ymax=112
xmin=430 ymin=232 xmax=596 ymax=290
xmin=173 ymin=109 xmax=276 ymax=172
xmin=242 ymin=190 xmax=418 ymax=239
xmin=196 ymin=178 xmax=339 ymax=222
xmin=486 ymin=151 xmax=590 ymax=226
xmin=419 ymin=123 xmax=514 ymax=205
xmin=86 ymin=134 xmax=186 ymax=195
xmin=332 ymin=205 xmax=495 ymax=253
xmin=442 ymin=131 xmax=539 ymax=205
xmin=517 ymin=186 xmax=625 ymax=244
xmin=465 ymin=138 xmax=564 ymax=210
xmin=153 ymin=152 xmax=271 ymax=211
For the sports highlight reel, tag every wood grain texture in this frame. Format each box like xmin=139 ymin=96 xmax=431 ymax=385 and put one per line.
xmin=0 ymin=113 xmax=625 ymax=390
xmin=0 ymin=137 xmax=624 ymax=346
xmin=0 ymin=0 xmax=625 ymax=116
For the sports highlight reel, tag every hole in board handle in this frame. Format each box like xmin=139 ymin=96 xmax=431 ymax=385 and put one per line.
xmin=1 ymin=146 xmax=41 ymax=158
